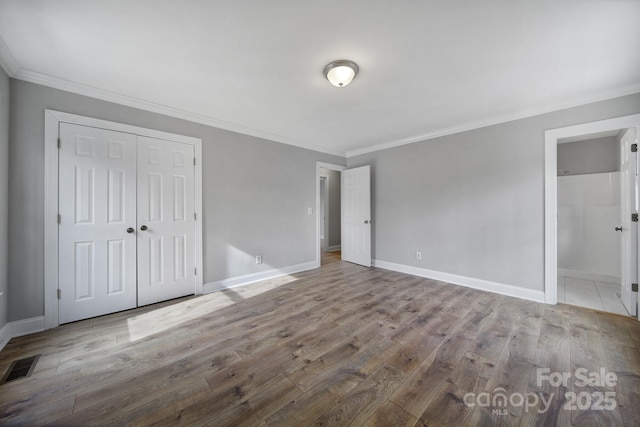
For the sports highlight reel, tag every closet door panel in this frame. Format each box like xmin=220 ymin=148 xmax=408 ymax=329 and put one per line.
xmin=137 ymin=136 xmax=196 ymax=305
xmin=58 ymin=123 xmax=138 ymax=324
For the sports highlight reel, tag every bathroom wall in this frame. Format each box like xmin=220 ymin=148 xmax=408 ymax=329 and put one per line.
xmin=557 ymin=136 xmax=619 ymax=176
xmin=557 ymin=172 xmax=621 ymax=281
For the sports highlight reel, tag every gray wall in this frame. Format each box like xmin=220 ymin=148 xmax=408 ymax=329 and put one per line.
xmin=348 ymin=92 xmax=640 ymax=291
xmin=6 ymin=77 xmax=640 ymax=320
xmin=319 ymin=167 xmax=341 ymax=248
xmin=8 ymin=79 xmax=344 ymax=322
xmin=0 ymin=68 xmax=9 ymax=330
xmin=557 ymin=136 xmax=619 ymax=176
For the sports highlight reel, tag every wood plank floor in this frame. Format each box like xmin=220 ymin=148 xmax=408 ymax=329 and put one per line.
xmin=1 ymin=252 xmax=639 ymax=426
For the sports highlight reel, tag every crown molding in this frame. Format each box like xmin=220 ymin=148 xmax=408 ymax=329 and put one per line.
xmin=346 ymin=84 xmax=640 ymax=158
xmin=11 ymin=69 xmax=347 ymax=158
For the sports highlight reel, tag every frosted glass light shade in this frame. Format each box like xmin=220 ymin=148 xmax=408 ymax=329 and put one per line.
xmin=324 ymin=60 xmax=359 ymax=87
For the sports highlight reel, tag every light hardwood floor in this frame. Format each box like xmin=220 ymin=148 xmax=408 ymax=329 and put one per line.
xmin=1 ymin=252 xmax=639 ymax=426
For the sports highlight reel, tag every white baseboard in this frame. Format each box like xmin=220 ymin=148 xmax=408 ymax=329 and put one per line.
xmin=327 ymin=245 xmax=342 ymax=252
xmin=373 ymin=260 xmax=545 ymax=304
xmin=558 ymin=268 xmax=620 ymax=285
xmin=0 ymin=316 xmax=46 ymax=352
xmin=204 ymin=261 xmax=317 ymax=293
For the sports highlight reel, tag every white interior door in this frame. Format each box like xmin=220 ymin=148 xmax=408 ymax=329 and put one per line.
xmin=137 ymin=136 xmax=196 ymax=306
xmin=621 ymin=128 xmax=638 ymax=317
xmin=341 ymin=165 xmax=371 ymax=267
xmin=58 ymin=123 xmax=138 ymax=323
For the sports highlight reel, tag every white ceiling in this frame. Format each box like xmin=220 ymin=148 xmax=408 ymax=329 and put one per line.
xmin=1 ymin=1 xmax=639 ymax=157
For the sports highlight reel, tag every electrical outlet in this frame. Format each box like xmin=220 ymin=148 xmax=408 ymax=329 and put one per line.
xmin=416 ymin=252 xmax=422 ymax=260
xmin=256 ymin=255 xmax=262 ymax=264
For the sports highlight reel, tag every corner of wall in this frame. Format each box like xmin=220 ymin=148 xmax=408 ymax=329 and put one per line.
xmin=0 ymin=316 xmax=45 ymax=352
xmin=0 ymin=66 xmax=10 ymax=333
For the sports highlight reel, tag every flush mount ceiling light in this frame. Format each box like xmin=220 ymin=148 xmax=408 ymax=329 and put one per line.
xmin=323 ymin=60 xmax=359 ymax=88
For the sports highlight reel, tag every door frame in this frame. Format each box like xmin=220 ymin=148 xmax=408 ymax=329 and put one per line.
xmin=319 ymin=174 xmax=329 ymax=251
xmin=315 ymin=162 xmax=345 ymax=267
xmin=544 ymin=113 xmax=640 ymax=312
xmin=44 ymin=110 xmax=204 ymax=329
xmin=619 ymin=128 xmax=638 ymax=316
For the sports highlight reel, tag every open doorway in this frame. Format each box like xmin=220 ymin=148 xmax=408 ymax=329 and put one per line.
xmin=556 ymin=132 xmax=629 ymax=315
xmin=545 ymin=114 xmax=640 ymax=319
xmin=320 ymin=175 xmax=328 ymax=251
xmin=316 ymin=162 xmax=345 ymax=266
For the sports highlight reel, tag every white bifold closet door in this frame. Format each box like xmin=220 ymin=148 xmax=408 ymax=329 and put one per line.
xmin=137 ymin=136 xmax=196 ymax=306
xmin=58 ymin=123 xmax=196 ymax=324
xmin=58 ymin=124 xmax=138 ymax=323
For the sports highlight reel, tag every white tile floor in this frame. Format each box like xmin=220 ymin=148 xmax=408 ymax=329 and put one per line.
xmin=558 ymin=276 xmax=630 ymax=316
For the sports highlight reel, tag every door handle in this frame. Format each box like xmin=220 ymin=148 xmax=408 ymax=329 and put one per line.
xmin=126 ymin=227 xmax=135 ymax=233
xmin=615 ymin=226 xmax=623 ymax=232
xmin=364 ymin=220 xmax=371 ymax=224
xmin=140 ymin=225 xmax=148 ymax=231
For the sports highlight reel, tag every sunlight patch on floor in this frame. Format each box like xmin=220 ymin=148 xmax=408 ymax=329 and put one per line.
xmin=220 ymin=274 xmax=299 ymax=300
xmin=124 ymin=274 xmax=298 ymax=342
